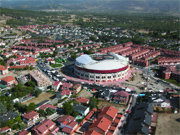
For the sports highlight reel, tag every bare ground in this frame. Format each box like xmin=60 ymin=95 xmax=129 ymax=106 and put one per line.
xmin=22 ymin=92 xmax=54 ymax=105
xmin=98 ymin=100 xmax=127 ymax=113
xmin=156 ymin=113 xmax=180 ymax=135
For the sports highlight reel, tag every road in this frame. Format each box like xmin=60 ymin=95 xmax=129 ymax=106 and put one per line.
xmin=117 ymin=94 xmax=138 ymax=135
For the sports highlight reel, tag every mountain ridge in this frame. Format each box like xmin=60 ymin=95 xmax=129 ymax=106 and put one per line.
xmin=0 ymin=0 xmax=179 ymax=14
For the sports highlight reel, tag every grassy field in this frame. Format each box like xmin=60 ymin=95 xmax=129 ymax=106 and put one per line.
xmin=22 ymin=92 xmax=54 ymax=105
xmin=156 ymin=113 xmax=180 ymax=135
xmin=50 ymin=63 xmax=63 ymax=68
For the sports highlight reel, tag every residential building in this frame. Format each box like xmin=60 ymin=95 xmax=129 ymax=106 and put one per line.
xmin=32 ymin=119 xmax=59 ymax=135
xmin=56 ymin=115 xmax=78 ymax=134
xmin=22 ymin=111 xmax=39 ymax=126
xmin=72 ymin=83 xmax=82 ymax=94
xmin=0 ymin=126 xmax=11 ymax=134
xmin=0 ymin=76 xmax=17 ymax=87
xmin=98 ymin=106 xmax=118 ymax=121
xmin=113 ymin=91 xmax=130 ymax=105
xmin=74 ymin=105 xmax=90 ymax=116
xmin=18 ymin=130 xmax=31 ymax=135
xmin=85 ymin=117 xmax=111 ymax=135
xmin=75 ymin=97 xmax=89 ymax=104
xmin=0 ymin=65 xmax=8 ymax=75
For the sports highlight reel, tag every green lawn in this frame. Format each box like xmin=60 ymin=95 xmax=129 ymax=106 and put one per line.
xmin=54 ymin=58 xmax=62 ymax=63
xmin=50 ymin=63 xmax=63 ymax=68
xmin=162 ymin=78 xmax=180 ymax=87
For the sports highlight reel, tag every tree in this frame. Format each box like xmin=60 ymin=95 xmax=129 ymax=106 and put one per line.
xmin=26 ymin=103 xmax=36 ymax=112
xmin=38 ymin=109 xmax=46 ymax=117
xmin=63 ymin=102 xmax=74 ymax=115
xmin=34 ymin=89 xmax=42 ymax=97
xmin=0 ymin=103 xmax=7 ymax=115
xmin=46 ymin=108 xmax=54 ymax=116
xmin=72 ymin=111 xmax=79 ymax=117
xmin=89 ymin=97 xmax=98 ymax=109
xmin=25 ymin=81 xmax=36 ymax=88
xmin=10 ymin=62 xmax=14 ymax=66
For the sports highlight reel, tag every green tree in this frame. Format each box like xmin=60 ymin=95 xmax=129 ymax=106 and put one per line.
xmin=63 ymin=102 xmax=74 ymax=115
xmin=0 ymin=103 xmax=7 ymax=115
xmin=89 ymin=97 xmax=98 ymax=109
xmin=34 ymin=89 xmax=42 ymax=97
xmin=26 ymin=103 xmax=36 ymax=112
xmin=25 ymin=81 xmax=36 ymax=88
xmin=72 ymin=111 xmax=79 ymax=117
xmin=46 ymin=108 xmax=53 ymax=116
xmin=10 ymin=62 xmax=14 ymax=66
xmin=37 ymin=109 xmax=46 ymax=117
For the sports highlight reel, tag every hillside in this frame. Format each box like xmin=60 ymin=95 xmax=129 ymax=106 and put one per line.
xmin=0 ymin=0 xmax=179 ymax=14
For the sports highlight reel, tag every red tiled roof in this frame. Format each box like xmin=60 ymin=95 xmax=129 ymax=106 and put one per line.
xmin=68 ymin=121 xmax=77 ymax=128
xmin=56 ymin=115 xmax=75 ymax=126
xmin=10 ymin=66 xmax=26 ymax=69
xmin=107 ymin=131 xmax=113 ymax=135
xmin=99 ymin=106 xmax=118 ymax=121
xmin=53 ymin=81 xmax=62 ymax=87
xmin=18 ymin=130 xmax=29 ymax=135
xmin=85 ymin=111 xmax=94 ymax=120
xmin=90 ymin=117 xmax=111 ymax=133
xmin=1 ymin=76 xmax=16 ymax=83
xmin=39 ymin=104 xmax=56 ymax=110
xmin=0 ymin=126 xmax=10 ymax=133
xmin=61 ymin=90 xmax=71 ymax=96
xmin=114 ymin=91 xmax=130 ymax=97
xmin=85 ymin=130 xmax=102 ymax=135
xmin=76 ymin=97 xmax=89 ymax=104
xmin=62 ymin=127 xmax=72 ymax=134
xmin=0 ymin=65 xmax=7 ymax=71
xmin=22 ymin=110 xmax=39 ymax=120
xmin=32 ymin=119 xmax=56 ymax=135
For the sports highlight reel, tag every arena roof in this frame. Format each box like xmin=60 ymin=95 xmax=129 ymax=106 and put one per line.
xmin=75 ymin=53 xmax=128 ymax=72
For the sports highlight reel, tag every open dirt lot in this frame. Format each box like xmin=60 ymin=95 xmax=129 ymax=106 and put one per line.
xmin=98 ymin=100 xmax=126 ymax=113
xmin=156 ymin=113 xmax=180 ymax=135
xmin=23 ymin=92 xmax=54 ymax=105
xmin=78 ymin=89 xmax=93 ymax=99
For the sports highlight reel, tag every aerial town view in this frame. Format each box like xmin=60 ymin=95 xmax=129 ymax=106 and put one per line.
xmin=0 ymin=0 xmax=179 ymax=135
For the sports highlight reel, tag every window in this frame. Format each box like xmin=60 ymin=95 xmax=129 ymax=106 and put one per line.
xmin=108 ymin=76 xmax=111 ymax=79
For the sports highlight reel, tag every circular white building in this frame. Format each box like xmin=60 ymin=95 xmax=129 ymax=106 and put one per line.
xmin=74 ymin=52 xmax=130 ymax=82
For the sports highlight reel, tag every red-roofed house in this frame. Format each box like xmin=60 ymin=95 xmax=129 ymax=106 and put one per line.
xmin=18 ymin=130 xmax=31 ymax=135
xmin=38 ymin=104 xmax=56 ymax=111
xmin=0 ymin=126 xmax=11 ymax=134
xmin=22 ymin=111 xmax=39 ymax=126
xmin=52 ymin=81 xmax=62 ymax=91
xmin=98 ymin=106 xmax=118 ymax=121
xmin=113 ymin=91 xmax=130 ymax=105
xmin=56 ymin=115 xmax=78 ymax=134
xmin=32 ymin=119 xmax=59 ymax=135
xmin=1 ymin=76 xmax=18 ymax=86
xmin=61 ymin=82 xmax=73 ymax=90
xmin=87 ymin=117 xmax=111 ymax=135
xmin=0 ymin=65 xmax=8 ymax=75
xmin=72 ymin=83 xmax=82 ymax=94
xmin=84 ymin=129 xmax=102 ymax=135
xmin=76 ymin=97 xmax=89 ymax=104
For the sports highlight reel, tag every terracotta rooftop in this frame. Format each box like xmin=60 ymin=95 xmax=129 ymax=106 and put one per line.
xmin=22 ymin=110 xmax=39 ymax=120
xmin=1 ymin=76 xmax=16 ymax=83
